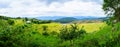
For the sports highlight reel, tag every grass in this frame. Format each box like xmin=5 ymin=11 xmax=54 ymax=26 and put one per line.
xmin=78 ymin=23 xmax=106 ymax=33
xmin=14 ymin=19 xmax=25 ymax=26
xmin=32 ymin=23 xmax=62 ymax=33
xmin=32 ymin=23 xmax=106 ymax=33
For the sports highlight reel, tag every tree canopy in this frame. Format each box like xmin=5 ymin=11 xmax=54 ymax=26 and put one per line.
xmin=103 ymin=0 xmax=120 ymax=22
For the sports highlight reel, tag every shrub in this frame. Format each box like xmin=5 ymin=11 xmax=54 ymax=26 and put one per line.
xmin=59 ymin=23 xmax=86 ymax=41
xmin=7 ymin=19 xmax=14 ymax=25
xmin=42 ymin=25 xmax=49 ymax=36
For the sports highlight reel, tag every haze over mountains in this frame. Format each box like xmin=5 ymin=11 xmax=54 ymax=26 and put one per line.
xmin=36 ymin=16 xmax=106 ymax=20
xmin=35 ymin=16 xmax=107 ymax=23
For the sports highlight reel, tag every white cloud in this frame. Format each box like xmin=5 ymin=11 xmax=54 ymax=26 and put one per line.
xmin=0 ymin=0 xmax=105 ymax=17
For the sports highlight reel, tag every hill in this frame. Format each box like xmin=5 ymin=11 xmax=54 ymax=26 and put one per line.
xmin=36 ymin=16 xmax=107 ymax=23
xmin=36 ymin=16 xmax=106 ymax=20
xmin=36 ymin=16 xmax=65 ymax=20
xmin=54 ymin=17 xmax=78 ymax=23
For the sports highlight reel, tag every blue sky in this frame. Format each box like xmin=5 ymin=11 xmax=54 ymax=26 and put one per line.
xmin=0 ymin=0 xmax=105 ymax=17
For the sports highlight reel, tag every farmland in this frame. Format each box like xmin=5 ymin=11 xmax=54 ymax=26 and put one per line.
xmin=32 ymin=23 xmax=105 ymax=33
xmin=14 ymin=19 xmax=106 ymax=33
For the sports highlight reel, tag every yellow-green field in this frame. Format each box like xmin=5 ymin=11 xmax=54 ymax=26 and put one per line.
xmin=31 ymin=23 xmax=105 ymax=33
xmin=77 ymin=23 xmax=105 ymax=33
xmin=14 ymin=19 xmax=106 ymax=33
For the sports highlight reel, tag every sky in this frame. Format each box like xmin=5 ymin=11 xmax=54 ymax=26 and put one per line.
xmin=0 ymin=0 xmax=105 ymax=17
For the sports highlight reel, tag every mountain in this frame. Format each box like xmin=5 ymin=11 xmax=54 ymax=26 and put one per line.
xmin=36 ymin=16 xmax=106 ymax=21
xmin=54 ymin=17 xmax=78 ymax=23
xmin=36 ymin=16 xmax=65 ymax=20
xmin=72 ymin=16 xmax=106 ymax=20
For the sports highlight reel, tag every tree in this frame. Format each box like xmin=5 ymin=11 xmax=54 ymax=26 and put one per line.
xmin=24 ymin=17 xmax=28 ymax=21
xmin=103 ymin=0 xmax=120 ymax=23
xmin=59 ymin=23 xmax=86 ymax=47
xmin=0 ymin=16 xmax=10 ymax=20
xmin=42 ymin=25 xmax=49 ymax=36
xmin=103 ymin=0 xmax=120 ymax=32
xmin=60 ymin=23 xmax=86 ymax=41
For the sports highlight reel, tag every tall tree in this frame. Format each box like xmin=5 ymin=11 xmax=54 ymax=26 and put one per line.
xmin=103 ymin=0 xmax=120 ymax=23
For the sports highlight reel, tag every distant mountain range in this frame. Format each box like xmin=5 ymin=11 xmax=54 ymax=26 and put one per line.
xmin=36 ymin=16 xmax=107 ymax=23
xmin=36 ymin=16 xmax=65 ymax=20
xmin=36 ymin=16 xmax=106 ymax=20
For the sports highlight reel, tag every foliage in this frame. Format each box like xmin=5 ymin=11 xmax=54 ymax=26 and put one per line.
xmin=7 ymin=19 xmax=14 ymax=25
xmin=0 ymin=16 xmax=12 ymax=20
xmin=59 ymin=23 xmax=86 ymax=41
xmin=30 ymin=18 xmax=53 ymax=24
xmin=42 ymin=25 xmax=49 ymax=36
xmin=0 ymin=20 xmax=9 ymax=30
xmin=54 ymin=17 xmax=78 ymax=23
xmin=1 ymin=16 xmax=120 ymax=47
xmin=0 ymin=20 xmax=60 ymax=47
xmin=103 ymin=0 xmax=120 ymax=22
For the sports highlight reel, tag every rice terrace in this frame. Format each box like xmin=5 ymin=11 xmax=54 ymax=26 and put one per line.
xmin=0 ymin=0 xmax=120 ymax=47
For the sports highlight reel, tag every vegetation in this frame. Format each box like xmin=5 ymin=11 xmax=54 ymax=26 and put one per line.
xmin=103 ymin=0 xmax=120 ymax=23
xmin=54 ymin=17 xmax=78 ymax=23
xmin=0 ymin=15 xmax=120 ymax=47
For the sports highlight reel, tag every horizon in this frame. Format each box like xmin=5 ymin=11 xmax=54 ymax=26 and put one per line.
xmin=0 ymin=0 xmax=105 ymax=17
xmin=0 ymin=15 xmax=106 ymax=18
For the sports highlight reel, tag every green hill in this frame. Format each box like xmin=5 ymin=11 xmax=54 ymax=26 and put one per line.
xmin=54 ymin=17 xmax=78 ymax=23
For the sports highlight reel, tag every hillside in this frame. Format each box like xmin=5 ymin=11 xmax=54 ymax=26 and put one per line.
xmin=54 ymin=17 xmax=78 ymax=23
xmin=36 ymin=16 xmax=65 ymax=20
xmin=36 ymin=16 xmax=106 ymax=20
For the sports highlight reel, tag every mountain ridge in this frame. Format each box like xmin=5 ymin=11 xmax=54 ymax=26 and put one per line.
xmin=36 ymin=16 xmax=106 ymax=20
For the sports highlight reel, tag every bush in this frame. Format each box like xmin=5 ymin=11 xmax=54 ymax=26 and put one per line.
xmin=7 ymin=20 xmax=14 ymax=25
xmin=0 ymin=24 xmax=44 ymax=47
xmin=59 ymin=23 xmax=86 ymax=41
xmin=42 ymin=25 xmax=49 ymax=36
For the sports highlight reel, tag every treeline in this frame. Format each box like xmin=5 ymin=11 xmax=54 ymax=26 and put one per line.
xmin=0 ymin=16 xmax=54 ymax=24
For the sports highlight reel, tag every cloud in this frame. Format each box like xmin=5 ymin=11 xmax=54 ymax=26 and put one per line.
xmin=39 ymin=0 xmax=72 ymax=5
xmin=80 ymin=0 xmax=103 ymax=4
xmin=0 ymin=0 xmax=105 ymax=17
